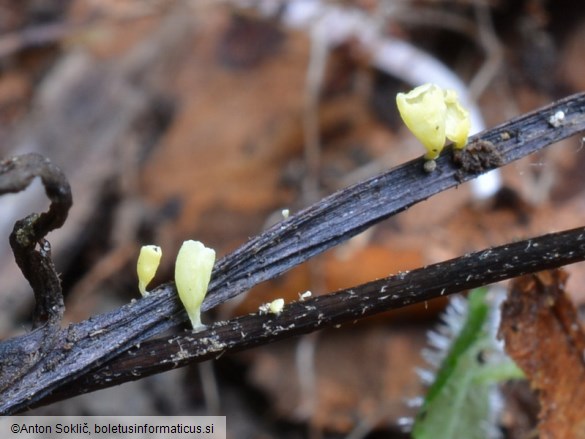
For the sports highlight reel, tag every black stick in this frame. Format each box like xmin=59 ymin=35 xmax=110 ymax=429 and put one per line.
xmin=38 ymin=225 xmax=585 ymax=406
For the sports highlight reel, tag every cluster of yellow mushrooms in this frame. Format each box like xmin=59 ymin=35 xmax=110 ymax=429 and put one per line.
xmin=137 ymin=240 xmax=215 ymax=330
xmin=135 ymin=84 xmax=469 ymax=329
xmin=136 ymin=240 xmax=287 ymax=329
xmin=396 ymin=83 xmax=470 ymax=161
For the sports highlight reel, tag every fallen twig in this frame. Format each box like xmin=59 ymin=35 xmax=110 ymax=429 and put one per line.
xmin=41 ymin=225 xmax=585 ymax=407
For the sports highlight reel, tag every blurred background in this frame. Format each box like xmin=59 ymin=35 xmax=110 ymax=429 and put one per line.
xmin=0 ymin=0 xmax=584 ymax=437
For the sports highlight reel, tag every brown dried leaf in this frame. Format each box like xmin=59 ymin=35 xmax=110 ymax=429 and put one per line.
xmin=247 ymin=325 xmax=426 ymax=433
xmin=499 ymin=270 xmax=585 ymax=439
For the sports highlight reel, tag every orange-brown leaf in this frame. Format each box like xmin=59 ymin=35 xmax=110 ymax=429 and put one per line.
xmin=499 ymin=270 xmax=585 ymax=439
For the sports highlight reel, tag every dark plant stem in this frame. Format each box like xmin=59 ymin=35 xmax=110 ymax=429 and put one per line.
xmin=35 ymin=225 xmax=585 ymax=407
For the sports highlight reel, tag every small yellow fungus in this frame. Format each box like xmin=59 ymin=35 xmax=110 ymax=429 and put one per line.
xmin=259 ymin=298 xmax=285 ymax=315
xmin=137 ymin=245 xmax=162 ymax=296
xmin=281 ymin=208 xmax=290 ymax=220
xmin=423 ymin=160 xmax=437 ymax=173
xmin=269 ymin=298 xmax=285 ymax=315
xmin=396 ymin=83 xmax=470 ymax=160
xmin=174 ymin=240 xmax=216 ymax=330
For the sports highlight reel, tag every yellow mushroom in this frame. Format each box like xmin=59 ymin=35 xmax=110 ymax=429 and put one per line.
xmin=137 ymin=245 xmax=162 ymax=296
xmin=396 ymin=83 xmax=470 ymax=160
xmin=174 ymin=240 xmax=216 ymax=329
xmin=443 ymin=89 xmax=471 ymax=149
xmin=269 ymin=298 xmax=285 ymax=315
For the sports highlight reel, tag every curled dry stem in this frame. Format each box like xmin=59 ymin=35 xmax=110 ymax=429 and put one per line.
xmin=0 ymin=153 xmax=72 ymax=390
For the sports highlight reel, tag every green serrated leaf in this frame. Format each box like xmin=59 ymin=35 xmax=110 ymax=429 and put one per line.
xmin=412 ymin=288 xmax=523 ymax=439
